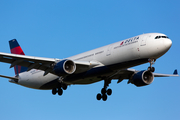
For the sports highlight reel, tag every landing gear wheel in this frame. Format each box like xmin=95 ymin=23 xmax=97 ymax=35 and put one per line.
xmin=151 ymin=67 xmax=155 ymax=72
xmin=96 ymin=93 xmax=102 ymax=100
xmin=148 ymin=67 xmax=155 ymax=72
xmin=52 ymin=88 xmax=57 ymax=95
xmin=148 ymin=59 xmax=156 ymax=72
xmin=58 ymin=88 xmax=63 ymax=96
xmin=102 ymin=94 xmax=107 ymax=101
xmin=101 ymin=88 xmax=106 ymax=94
xmin=62 ymin=84 xmax=67 ymax=90
xmin=107 ymin=89 xmax=112 ymax=96
xmin=97 ymin=79 xmax=112 ymax=101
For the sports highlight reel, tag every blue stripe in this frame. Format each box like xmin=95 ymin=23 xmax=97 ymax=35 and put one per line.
xmin=9 ymin=39 xmax=20 ymax=49
xmin=20 ymin=66 xmax=28 ymax=73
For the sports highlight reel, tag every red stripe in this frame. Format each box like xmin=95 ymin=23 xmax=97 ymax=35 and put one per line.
xmin=18 ymin=66 xmax=21 ymax=74
xmin=11 ymin=46 xmax=24 ymax=75
xmin=120 ymin=41 xmax=124 ymax=45
xmin=10 ymin=46 xmax=25 ymax=55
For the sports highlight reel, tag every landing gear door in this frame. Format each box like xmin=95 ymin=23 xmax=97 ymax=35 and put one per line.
xmin=141 ymin=36 xmax=148 ymax=46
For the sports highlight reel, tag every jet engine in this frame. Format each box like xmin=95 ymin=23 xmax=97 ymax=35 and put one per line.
xmin=130 ymin=70 xmax=154 ymax=87
xmin=53 ymin=59 xmax=76 ymax=76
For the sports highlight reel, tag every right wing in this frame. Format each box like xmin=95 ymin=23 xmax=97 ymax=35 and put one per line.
xmin=102 ymin=68 xmax=179 ymax=85
xmin=153 ymin=69 xmax=179 ymax=77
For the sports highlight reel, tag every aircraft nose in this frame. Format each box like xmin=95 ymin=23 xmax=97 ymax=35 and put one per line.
xmin=164 ymin=38 xmax=172 ymax=49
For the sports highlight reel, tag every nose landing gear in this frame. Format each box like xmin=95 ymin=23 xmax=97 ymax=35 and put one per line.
xmin=148 ymin=59 xmax=156 ymax=72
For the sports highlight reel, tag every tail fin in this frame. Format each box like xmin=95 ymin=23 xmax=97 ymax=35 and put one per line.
xmin=173 ymin=69 xmax=178 ymax=75
xmin=9 ymin=39 xmax=28 ymax=75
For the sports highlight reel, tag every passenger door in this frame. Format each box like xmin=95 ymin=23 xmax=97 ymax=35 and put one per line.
xmin=141 ymin=36 xmax=147 ymax=46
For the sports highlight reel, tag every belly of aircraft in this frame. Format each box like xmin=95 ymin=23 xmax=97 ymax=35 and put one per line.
xmin=63 ymin=58 xmax=148 ymax=85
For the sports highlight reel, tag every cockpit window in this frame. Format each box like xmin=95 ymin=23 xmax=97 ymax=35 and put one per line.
xmin=155 ymin=36 xmax=169 ymax=39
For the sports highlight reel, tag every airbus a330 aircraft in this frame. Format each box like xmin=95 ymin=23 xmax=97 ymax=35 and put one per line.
xmin=0 ymin=33 xmax=178 ymax=101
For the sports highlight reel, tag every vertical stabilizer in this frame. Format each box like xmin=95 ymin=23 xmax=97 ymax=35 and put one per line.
xmin=9 ymin=39 xmax=28 ymax=75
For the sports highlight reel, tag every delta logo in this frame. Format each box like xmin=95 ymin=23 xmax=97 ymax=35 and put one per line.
xmin=120 ymin=41 xmax=124 ymax=45
xmin=120 ymin=36 xmax=139 ymax=46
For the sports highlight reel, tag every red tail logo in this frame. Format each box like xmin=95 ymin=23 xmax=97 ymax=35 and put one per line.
xmin=9 ymin=39 xmax=28 ymax=75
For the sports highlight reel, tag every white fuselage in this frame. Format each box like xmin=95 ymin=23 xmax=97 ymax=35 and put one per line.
xmin=12 ymin=33 xmax=172 ymax=89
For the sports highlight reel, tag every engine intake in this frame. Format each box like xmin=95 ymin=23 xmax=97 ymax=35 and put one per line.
xmin=53 ymin=59 xmax=76 ymax=76
xmin=131 ymin=70 xmax=154 ymax=87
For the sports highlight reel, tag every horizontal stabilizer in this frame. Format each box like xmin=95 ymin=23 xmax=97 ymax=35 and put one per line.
xmin=0 ymin=74 xmax=18 ymax=80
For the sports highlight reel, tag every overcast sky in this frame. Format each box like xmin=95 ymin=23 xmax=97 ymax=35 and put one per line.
xmin=0 ymin=0 xmax=180 ymax=120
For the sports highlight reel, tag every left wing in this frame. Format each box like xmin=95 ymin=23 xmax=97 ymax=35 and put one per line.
xmin=0 ymin=52 xmax=59 ymax=72
xmin=0 ymin=52 xmax=100 ymax=75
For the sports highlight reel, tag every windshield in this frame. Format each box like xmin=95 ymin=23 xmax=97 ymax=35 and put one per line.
xmin=155 ymin=36 xmax=169 ymax=39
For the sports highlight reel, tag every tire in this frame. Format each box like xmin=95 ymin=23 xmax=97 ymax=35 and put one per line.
xmin=62 ymin=84 xmax=67 ymax=90
xmin=52 ymin=88 xmax=57 ymax=95
xmin=102 ymin=94 xmax=107 ymax=101
xmin=148 ymin=67 xmax=155 ymax=72
xmin=107 ymin=89 xmax=112 ymax=96
xmin=96 ymin=93 xmax=102 ymax=100
xmin=151 ymin=67 xmax=155 ymax=72
xmin=101 ymin=88 xmax=106 ymax=94
xmin=58 ymin=88 xmax=63 ymax=96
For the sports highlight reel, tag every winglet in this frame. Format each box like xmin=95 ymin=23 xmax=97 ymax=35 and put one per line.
xmin=173 ymin=69 xmax=178 ymax=75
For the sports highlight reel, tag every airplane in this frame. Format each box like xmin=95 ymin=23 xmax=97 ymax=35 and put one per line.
xmin=0 ymin=33 xmax=178 ymax=101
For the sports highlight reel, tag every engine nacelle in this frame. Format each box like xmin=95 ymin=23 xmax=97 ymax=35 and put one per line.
xmin=53 ymin=59 xmax=76 ymax=76
xmin=131 ymin=70 xmax=154 ymax=87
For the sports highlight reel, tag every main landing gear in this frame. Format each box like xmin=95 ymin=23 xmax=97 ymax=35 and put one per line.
xmin=52 ymin=83 xmax=67 ymax=96
xmin=96 ymin=79 xmax=112 ymax=101
xmin=148 ymin=59 xmax=156 ymax=72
